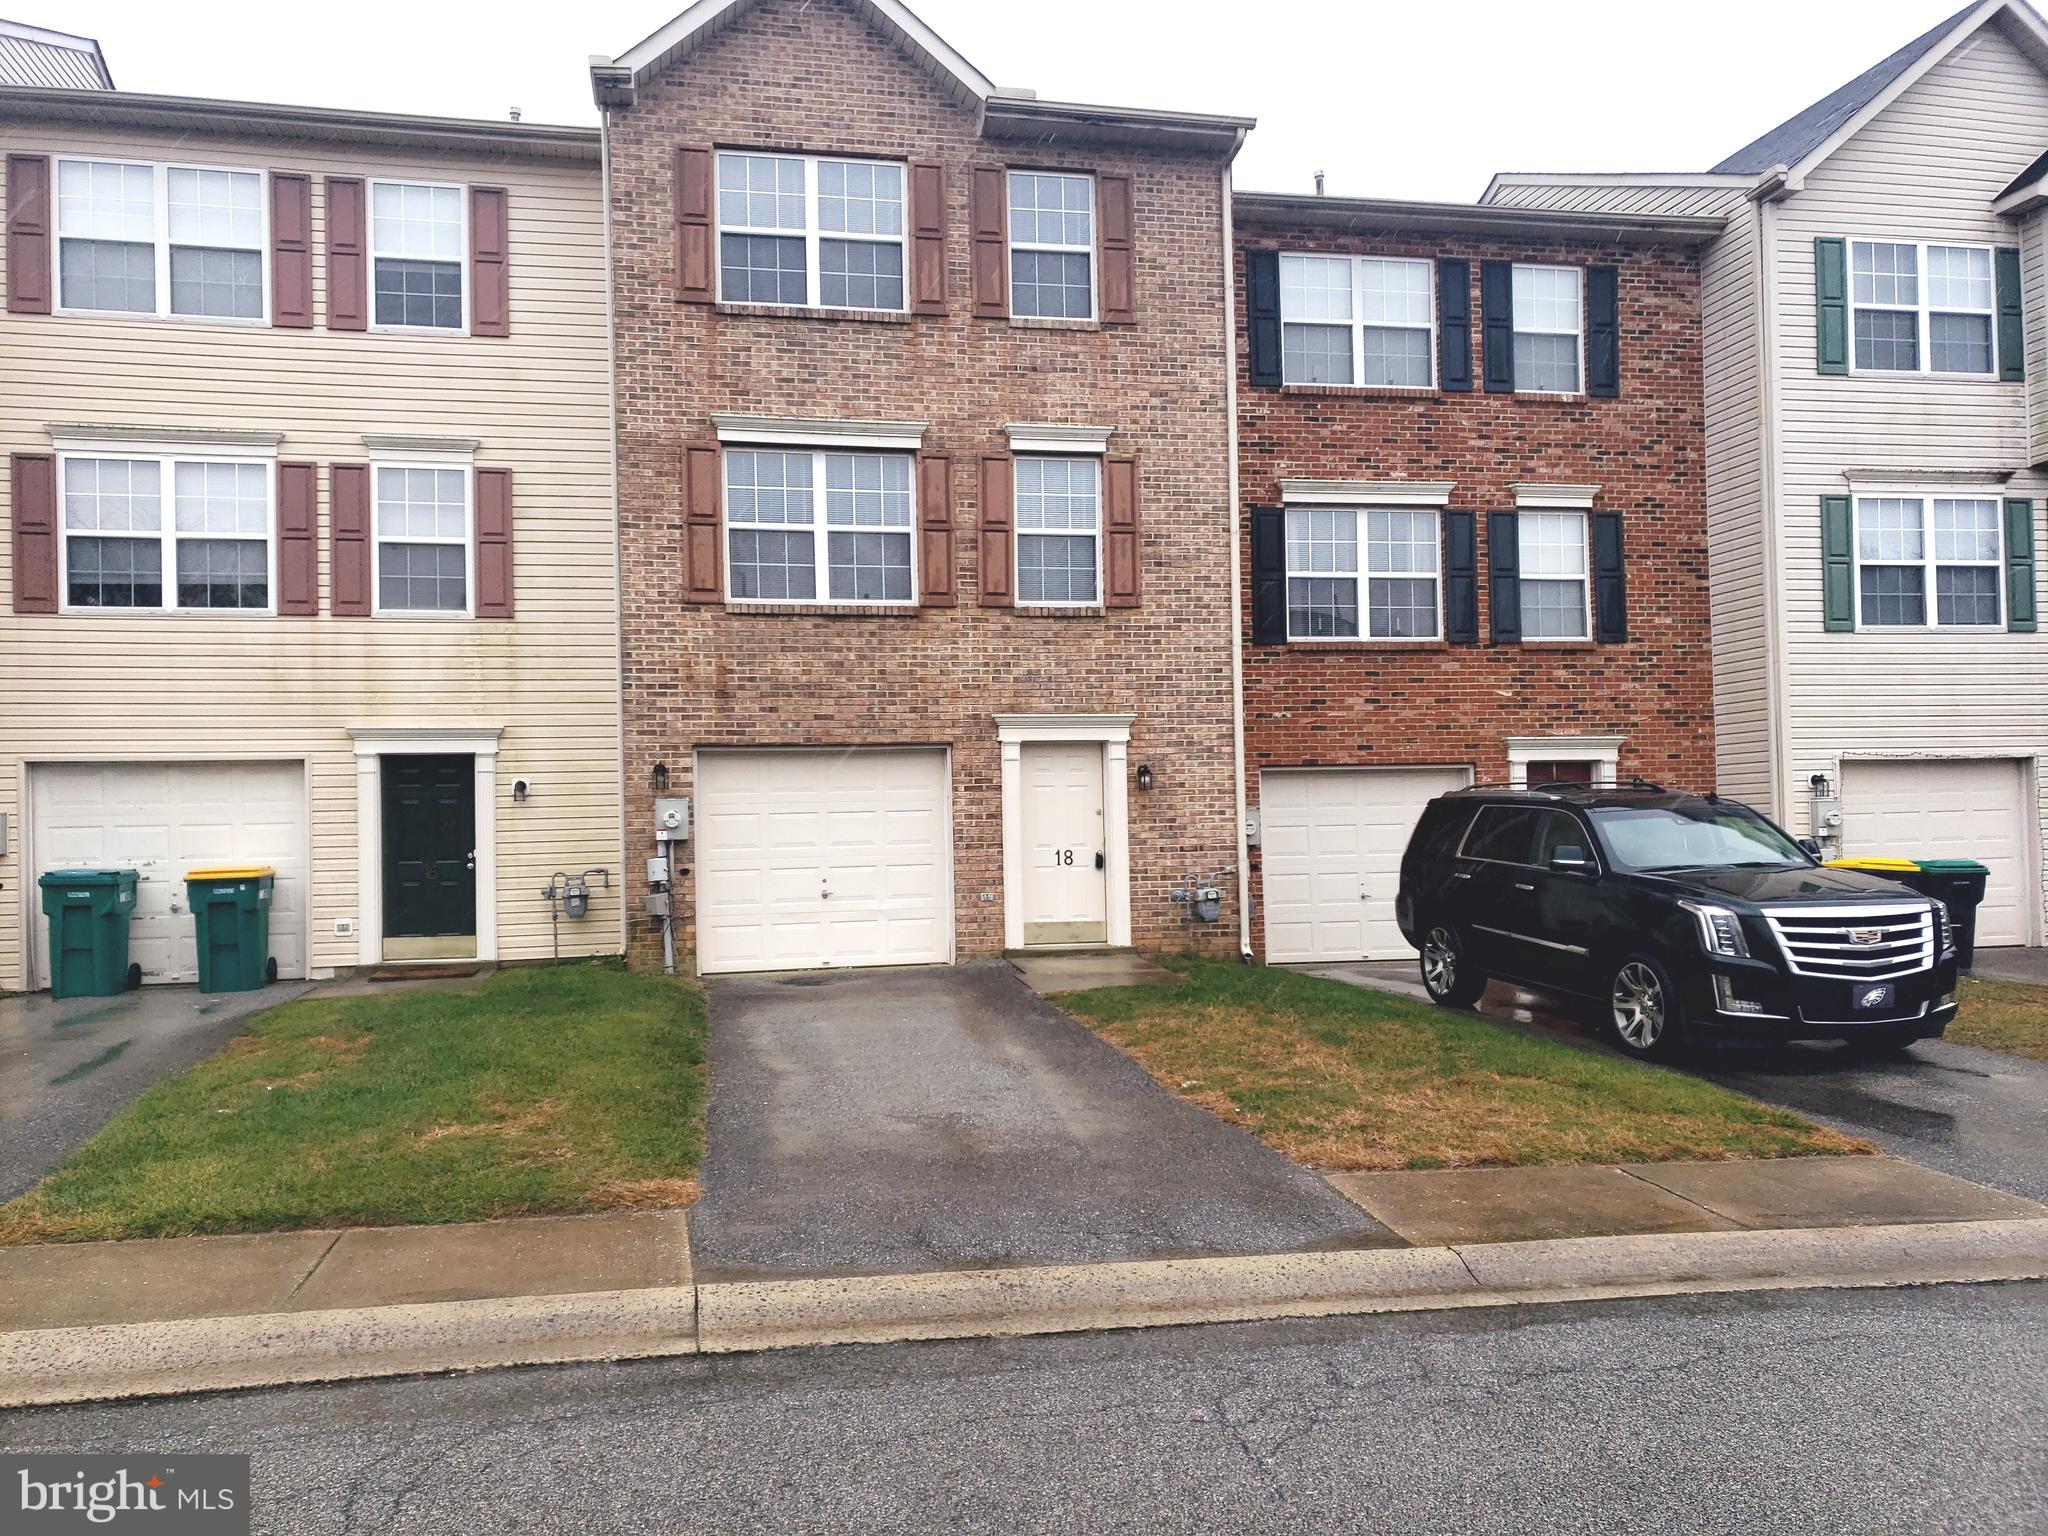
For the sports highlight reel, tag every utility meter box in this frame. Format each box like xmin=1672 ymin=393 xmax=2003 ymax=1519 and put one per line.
xmin=655 ymin=797 xmax=691 ymax=841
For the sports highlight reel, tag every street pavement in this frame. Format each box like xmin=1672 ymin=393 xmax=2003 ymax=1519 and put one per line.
xmin=3 ymin=1281 xmax=2041 ymax=1533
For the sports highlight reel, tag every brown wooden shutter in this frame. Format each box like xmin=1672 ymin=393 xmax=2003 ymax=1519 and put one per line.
xmin=276 ymin=461 xmax=319 ymax=614
xmin=1097 ymin=173 xmax=1135 ymax=326
xmin=917 ymin=453 xmax=956 ymax=606
xmin=474 ymin=466 xmax=514 ymax=616
xmin=269 ymin=173 xmax=313 ymax=328
xmin=682 ymin=442 xmax=723 ymax=601
xmin=970 ymin=166 xmax=1008 ymax=318
xmin=675 ymin=146 xmax=714 ymax=304
xmin=978 ymin=453 xmax=1014 ymax=606
xmin=10 ymin=452 xmax=58 ymax=613
xmin=1103 ymin=454 xmax=1140 ymax=607
xmin=5 ymin=154 xmax=52 ymax=315
xmin=324 ymin=177 xmax=368 ymax=331
xmin=909 ymin=160 xmax=946 ymax=316
xmin=329 ymin=463 xmax=372 ymax=615
xmin=469 ymin=186 xmax=510 ymax=337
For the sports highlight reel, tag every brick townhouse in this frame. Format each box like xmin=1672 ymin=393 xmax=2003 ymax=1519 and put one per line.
xmin=591 ymin=0 xmax=1251 ymax=973
xmin=1233 ymin=193 xmax=1721 ymax=963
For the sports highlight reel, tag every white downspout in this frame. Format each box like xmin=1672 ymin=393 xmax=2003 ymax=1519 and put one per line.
xmin=599 ymin=107 xmax=632 ymax=964
xmin=1755 ymin=188 xmax=1790 ymax=824
xmin=1221 ymin=155 xmax=1253 ymax=961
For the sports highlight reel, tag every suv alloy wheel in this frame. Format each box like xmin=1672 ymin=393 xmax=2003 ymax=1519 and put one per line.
xmin=1421 ymin=924 xmax=1487 ymax=1008
xmin=1609 ymin=955 xmax=1683 ymax=1060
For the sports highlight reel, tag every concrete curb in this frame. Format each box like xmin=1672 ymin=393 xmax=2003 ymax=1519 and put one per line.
xmin=5 ymin=1220 xmax=2045 ymax=1407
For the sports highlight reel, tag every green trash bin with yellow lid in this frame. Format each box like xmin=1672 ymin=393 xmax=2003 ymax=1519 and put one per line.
xmin=184 ymin=865 xmax=278 ymax=993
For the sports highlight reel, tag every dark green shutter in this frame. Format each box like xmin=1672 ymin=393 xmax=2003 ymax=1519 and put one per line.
xmin=1480 ymin=260 xmax=1514 ymax=394
xmin=1997 ymin=246 xmax=2024 ymax=382
xmin=1591 ymin=510 xmax=1627 ymax=642
xmin=1444 ymin=509 xmax=1477 ymax=642
xmin=1822 ymin=495 xmax=1854 ymax=631
xmin=1586 ymin=265 xmax=1620 ymax=398
xmin=1814 ymin=238 xmax=1848 ymax=375
xmin=1251 ymin=506 xmax=1287 ymax=642
xmin=1247 ymin=250 xmax=1282 ymax=388
xmin=2006 ymin=497 xmax=2036 ymax=632
xmin=1488 ymin=510 xmax=1521 ymax=642
xmin=1438 ymin=259 xmax=1472 ymax=392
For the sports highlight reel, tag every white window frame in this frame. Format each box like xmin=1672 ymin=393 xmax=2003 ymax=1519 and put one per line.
xmin=1851 ymin=491 xmax=2006 ymax=633
xmin=1281 ymin=503 xmax=1444 ymax=643
xmin=1516 ymin=508 xmax=1593 ymax=642
xmin=1278 ymin=253 xmax=1437 ymax=389
xmin=55 ymin=442 xmax=278 ymax=617
xmin=52 ymin=155 xmax=271 ymax=325
xmin=371 ymin=459 xmax=476 ymax=619
xmin=1006 ymin=169 xmax=1097 ymax=322
xmin=720 ymin=446 xmax=920 ymax=608
xmin=712 ymin=150 xmax=908 ymax=314
xmin=1506 ymin=735 xmax=1624 ymax=789
xmin=367 ymin=177 xmax=470 ymax=336
xmin=1847 ymin=237 xmax=1998 ymax=379
xmin=1511 ymin=262 xmax=1584 ymax=396
xmin=1013 ymin=452 xmax=1104 ymax=609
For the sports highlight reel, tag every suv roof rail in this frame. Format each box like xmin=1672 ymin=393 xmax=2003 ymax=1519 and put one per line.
xmin=1450 ymin=777 xmax=1671 ymax=797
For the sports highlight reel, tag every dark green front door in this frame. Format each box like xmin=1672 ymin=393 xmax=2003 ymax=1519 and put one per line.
xmin=382 ymin=755 xmax=477 ymax=939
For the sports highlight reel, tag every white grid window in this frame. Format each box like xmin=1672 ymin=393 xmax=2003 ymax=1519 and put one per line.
xmin=371 ymin=181 xmax=465 ymax=330
xmin=1279 ymin=254 xmax=1434 ymax=388
xmin=60 ymin=451 xmax=272 ymax=612
xmin=1015 ymin=456 xmax=1101 ymax=606
xmin=1512 ymin=265 xmax=1583 ymax=394
xmin=56 ymin=157 xmax=266 ymax=320
xmin=1518 ymin=511 xmax=1590 ymax=638
xmin=1854 ymin=494 xmax=2003 ymax=629
xmin=1850 ymin=240 xmax=1995 ymax=376
xmin=1007 ymin=171 xmax=1094 ymax=320
xmin=375 ymin=465 xmax=471 ymax=614
xmin=724 ymin=448 xmax=915 ymax=604
xmin=1284 ymin=506 xmax=1441 ymax=640
xmin=715 ymin=152 xmax=906 ymax=312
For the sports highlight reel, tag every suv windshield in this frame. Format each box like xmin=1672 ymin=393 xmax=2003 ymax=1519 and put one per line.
xmin=1588 ymin=801 xmax=1810 ymax=873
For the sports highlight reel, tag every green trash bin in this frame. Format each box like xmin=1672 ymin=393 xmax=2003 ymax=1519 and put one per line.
xmin=1911 ymin=859 xmax=1991 ymax=969
xmin=184 ymin=865 xmax=278 ymax=994
xmin=38 ymin=868 xmax=140 ymax=999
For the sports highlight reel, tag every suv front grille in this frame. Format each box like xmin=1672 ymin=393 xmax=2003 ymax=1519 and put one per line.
xmin=1761 ymin=903 xmax=1935 ymax=981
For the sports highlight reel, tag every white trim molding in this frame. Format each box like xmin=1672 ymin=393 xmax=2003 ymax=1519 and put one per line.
xmin=1506 ymin=734 xmax=1624 ymax=788
xmin=347 ymin=724 xmax=503 ymax=967
xmin=1005 ymin=422 xmax=1115 ymax=453
xmin=1843 ymin=467 xmax=2014 ymax=488
xmin=361 ymin=434 xmax=479 ymax=462
xmin=1278 ymin=478 xmax=1453 ymax=507
xmin=48 ymin=425 xmax=281 ymax=458
xmin=712 ymin=413 xmax=926 ymax=452
xmin=1511 ymin=483 xmax=1599 ymax=509
xmin=994 ymin=713 xmax=1135 ymax=951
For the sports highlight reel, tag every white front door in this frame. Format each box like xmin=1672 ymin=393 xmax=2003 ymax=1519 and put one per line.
xmin=1842 ymin=757 xmax=2032 ymax=946
xmin=694 ymin=748 xmax=953 ymax=974
xmin=1020 ymin=741 xmax=1107 ymax=946
xmin=1261 ymin=765 xmax=1472 ymax=962
xmin=29 ymin=760 xmax=308 ymax=987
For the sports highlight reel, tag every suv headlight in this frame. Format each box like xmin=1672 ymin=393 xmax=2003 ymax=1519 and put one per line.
xmin=1933 ymin=899 xmax=1954 ymax=957
xmin=1679 ymin=900 xmax=1750 ymax=958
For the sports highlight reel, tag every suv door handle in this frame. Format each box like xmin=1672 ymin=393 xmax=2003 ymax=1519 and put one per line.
xmin=1514 ymin=882 xmax=1536 ymax=891
xmin=1453 ymin=871 xmax=1473 ymax=881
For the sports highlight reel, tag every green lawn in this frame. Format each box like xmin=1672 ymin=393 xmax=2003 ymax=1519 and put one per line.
xmin=1056 ymin=958 xmax=1867 ymax=1171
xmin=1951 ymin=975 xmax=2048 ymax=1061
xmin=1 ymin=960 xmax=707 ymax=1245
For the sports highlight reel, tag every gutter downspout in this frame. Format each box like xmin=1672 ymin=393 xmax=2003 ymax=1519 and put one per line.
xmin=1752 ymin=169 xmax=1791 ymax=823
xmin=1221 ymin=152 xmax=1253 ymax=961
xmin=600 ymin=106 xmax=633 ymax=966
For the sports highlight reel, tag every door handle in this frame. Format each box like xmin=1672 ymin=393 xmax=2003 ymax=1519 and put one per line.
xmin=1094 ymin=851 xmax=1105 ymax=870
xmin=1514 ymin=882 xmax=1536 ymax=891
xmin=1453 ymin=871 xmax=1473 ymax=881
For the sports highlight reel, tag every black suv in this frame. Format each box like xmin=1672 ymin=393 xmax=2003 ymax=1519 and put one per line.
xmin=1396 ymin=783 xmax=1960 ymax=1059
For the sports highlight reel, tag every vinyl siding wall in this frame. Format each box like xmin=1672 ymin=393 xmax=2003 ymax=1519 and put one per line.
xmin=0 ymin=122 xmax=620 ymax=988
xmin=1767 ymin=22 xmax=2048 ymax=938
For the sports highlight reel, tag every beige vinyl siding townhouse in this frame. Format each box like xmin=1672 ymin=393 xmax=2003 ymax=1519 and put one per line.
xmin=0 ymin=89 xmax=622 ymax=990
xmin=1488 ymin=0 xmax=2048 ymax=950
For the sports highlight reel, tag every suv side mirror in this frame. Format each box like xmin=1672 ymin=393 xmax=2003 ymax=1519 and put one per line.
xmin=1797 ymin=837 xmax=1822 ymax=858
xmin=1549 ymin=845 xmax=1594 ymax=874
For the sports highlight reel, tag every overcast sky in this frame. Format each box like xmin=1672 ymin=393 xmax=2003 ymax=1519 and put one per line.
xmin=54 ymin=0 xmax=1956 ymax=200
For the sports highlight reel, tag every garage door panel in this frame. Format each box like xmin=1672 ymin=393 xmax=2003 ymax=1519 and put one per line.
xmin=1843 ymin=759 xmax=2029 ymax=947
xmin=1262 ymin=766 xmax=1471 ymax=963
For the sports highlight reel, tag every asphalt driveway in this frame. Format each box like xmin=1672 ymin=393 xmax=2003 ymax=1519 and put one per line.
xmin=686 ymin=961 xmax=1389 ymax=1280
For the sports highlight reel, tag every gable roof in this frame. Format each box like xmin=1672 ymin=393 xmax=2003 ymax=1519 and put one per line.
xmin=0 ymin=16 xmax=112 ymax=89
xmin=1712 ymin=0 xmax=2047 ymax=175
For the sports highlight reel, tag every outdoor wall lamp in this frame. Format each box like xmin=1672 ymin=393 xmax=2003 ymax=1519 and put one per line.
xmin=1136 ymin=763 xmax=1154 ymax=792
xmin=652 ymin=761 xmax=670 ymax=794
xmin=512 ymin=778 xmax=531 ymax=804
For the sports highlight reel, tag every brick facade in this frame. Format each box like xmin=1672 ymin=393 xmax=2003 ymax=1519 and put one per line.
xmin=608 ymin=0 xmax=1243 ymax=970
xmin=1236 ymin=218 xmax=1715 ymax=958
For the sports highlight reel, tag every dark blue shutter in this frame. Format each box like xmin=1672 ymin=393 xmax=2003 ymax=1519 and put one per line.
xmin=1592 ymin=510 xmax=1627 ymax=643
xmin=1587 ymin=265 xmax=1619 ymax=398
xmin=1444 ymin=509 xmax=1477 ymax=643
xmin=1437 ymin=259 xmax=1472 ymax=392
xmin=1251 ymin=506 xmax=1287 ymax=643
xmin=1480 ymin=260 xmax=1514 ymax=394
xmin=1247 ymin=250 xmax=1283 ymax=389
xmin=1488 ymin=510 xmax=1520 ymax=643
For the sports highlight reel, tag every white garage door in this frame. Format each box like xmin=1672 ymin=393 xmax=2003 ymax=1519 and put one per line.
xmin=30 ymin=761 xmax=308 ymax=987
xmin=695 ymin=748 xmax=952 ymax=974
xmin=1262 ymin=766 xmax=1471 ymax=963
xmin=1843 ymin=758 xmax=2030 ymax=947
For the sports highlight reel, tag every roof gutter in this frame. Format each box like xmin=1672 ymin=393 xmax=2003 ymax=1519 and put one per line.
xmin=1234 ymin=191 xmax=1725 ymax=244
